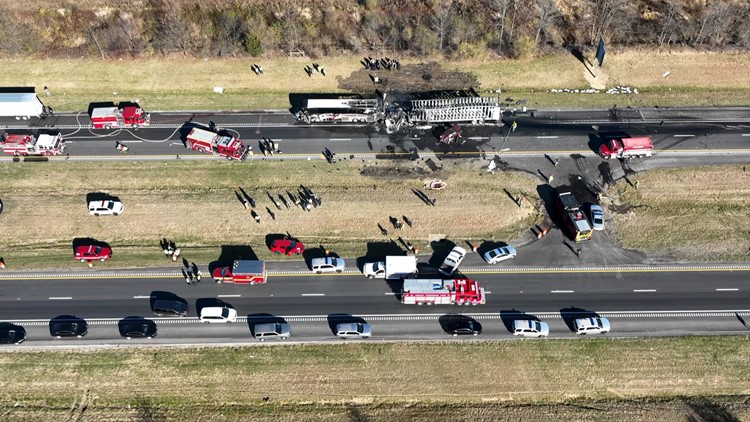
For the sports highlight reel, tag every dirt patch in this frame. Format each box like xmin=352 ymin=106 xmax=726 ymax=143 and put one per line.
xmin=337 ymin=62 xmax=480 ymax=93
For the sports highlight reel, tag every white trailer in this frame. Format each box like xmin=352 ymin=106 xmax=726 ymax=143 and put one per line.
xmin=0 ymin=92 xmax=46 ymax=118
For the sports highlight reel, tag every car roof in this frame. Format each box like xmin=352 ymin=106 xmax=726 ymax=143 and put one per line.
xmin=576 ymin=317 xmax=607 ymax=328
xmin=201 ymin=307 xmax=227 ymax=317
xmin=336 ymin=322 xmax=362 ymax=330
xmin=312 ymin=257 xmax=341 ymax=265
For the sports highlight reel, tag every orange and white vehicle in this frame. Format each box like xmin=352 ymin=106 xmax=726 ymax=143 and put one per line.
xmin=211 ymin=260 xmax=267 ymax=284
xmin=401 ymin=278 xmax=486 ymax=305
xmin=1 ymin=132 xmax=65 ymax=156
xmin=90 ymin=103 xmax=150 ymax=129
xmin=186 ymin=128 xmax=249 ymax=160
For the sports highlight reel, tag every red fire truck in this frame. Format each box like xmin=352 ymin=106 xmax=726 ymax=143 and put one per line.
xmin=1 ymin=132 xmax=66 ymax=156
xmin=211 ymin=260 xmax=267 ymax=284
xmin=401 ymin=278 xmax=486 ymax=305
xmin=186 ymin=128 xmax=248 ymax=160
xmin=90 ymin=103 xmax=150 ymax=129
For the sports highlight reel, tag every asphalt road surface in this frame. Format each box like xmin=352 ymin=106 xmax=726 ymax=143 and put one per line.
xmin=1 ymin=107 xmax=750 ymax=161
xmin=3 ymin=269 xmax=750 ymax=346
xmin=2 ymin=106 xmax=750 ymax=346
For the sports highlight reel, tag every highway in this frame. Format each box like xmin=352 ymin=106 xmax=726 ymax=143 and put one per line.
xmin=2 ymin=105 xmax=750 ymax=346
xmin=1 ymin=107 xmax=750 ymax=161
xmin=2 ymin=268 xmax=750 ymax=345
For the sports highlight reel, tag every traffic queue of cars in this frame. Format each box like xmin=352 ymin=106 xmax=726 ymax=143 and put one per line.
xmin=1 ymin=308 xmax=611 ymax=344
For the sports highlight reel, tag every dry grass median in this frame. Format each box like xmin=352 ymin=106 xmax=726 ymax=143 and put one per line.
xmin=1 ymin=50 xmax=749 ymax=112
xmin=610 ymin=164 xmax=750 ymax=261
xmin=0 ymin=159 xmax=539 ymax=269
xmin=1 ymin=337 xmax=750 ymax=420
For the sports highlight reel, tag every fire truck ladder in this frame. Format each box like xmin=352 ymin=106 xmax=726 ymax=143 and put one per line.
xmin=408 ymin=97 xmax=503 ymax=124
xmin=342 ymin=99 xmax=380 ymax=110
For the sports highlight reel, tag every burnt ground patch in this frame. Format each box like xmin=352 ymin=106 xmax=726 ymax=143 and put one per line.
xmin=337 ymin=62 xmax=480 ymax=93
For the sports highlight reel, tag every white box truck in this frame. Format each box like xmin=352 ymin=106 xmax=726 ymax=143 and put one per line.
xmin=0 ymin=91 xmax=46 ymax=118
xmin=363 ymin=256 xmax=418 ymax=280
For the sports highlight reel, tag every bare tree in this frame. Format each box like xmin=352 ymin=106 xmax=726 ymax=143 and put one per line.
xmin=590 ymin=0 xmax=628 ymax=45
xmin=148 ymin=0 xmax=192 ymax=54
xmin=657 ymin=3 xmax=681 ymax=47
xmin=273 ymin=3 xmax=301 ymax=52
xmin=490 ymin=0 xmax=512 ymax=51
xmin=534 ymin=0 xmax=559 ymax=44
xmin=695 ymin=1 xmax=748 ymax=46
xmin=431 ymin=0 xmax=453 ymax=52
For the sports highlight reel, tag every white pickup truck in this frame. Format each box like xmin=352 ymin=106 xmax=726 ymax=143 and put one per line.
xmin=363 ymin=256 xmax=418 ymax=280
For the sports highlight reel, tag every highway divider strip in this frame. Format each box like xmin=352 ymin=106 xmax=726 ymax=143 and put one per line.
xmin=9 ymin=310 xmax=750 ymax=326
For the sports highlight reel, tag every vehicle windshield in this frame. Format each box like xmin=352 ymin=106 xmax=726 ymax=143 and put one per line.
xmin=221 ymin=308 xmax=229 ymax=318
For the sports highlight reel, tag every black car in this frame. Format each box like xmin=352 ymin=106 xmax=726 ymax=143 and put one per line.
xmin=119 ymin=318 xmax=158 ymax=339
xmin=0 ymin=323 xmax=26 ymax=344
xmin=447 ymin=320 xmax=481 ymax=336
xmin=50 ymin=318 xmax=88 ymax=338
xmin=152 ymin=299 xmax=189 ymax=317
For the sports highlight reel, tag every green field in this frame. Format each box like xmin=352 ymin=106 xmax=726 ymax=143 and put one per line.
xmin=0 ymin=159 xmax=539 ymax=269
xmin=1 ymin=337 xmax=750 ymax=420
xmin=1 ymin=50 xmax=749 ymax=112
xmin=610 ymin=164 xmax=750 ymax=261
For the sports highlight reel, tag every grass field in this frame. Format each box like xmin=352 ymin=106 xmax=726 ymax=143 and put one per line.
xmin=1 ymin=50 xmax=749 ymax=112
xmin=610 ymin=165 xmax=750 ymax=261
xmin=1 ymin=337 xmax=750 ymax=420
xmin=0 ymin=159 xmax=539 ymax=269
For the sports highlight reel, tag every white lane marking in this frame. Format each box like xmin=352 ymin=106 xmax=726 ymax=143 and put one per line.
xmin=49 ymin=297 xmax=72 ymax=300
xmin=551 ymin=290 xmax=574 ymax=293
xmin=124 ymin=140 xmax=143 ymax=143
xmin=536 ymin=136 xmax=559 ymax=139
xmin=742 ymin=134 xmax=750 ymax=136
xmin=133 ymin=295 xmax=151 ymax=299
xmin=384 ymin=292 xmax=397 ymax=295
xmin=467 ymin=136 xmax=490 ymax=140
xmin=301 ymin=293 xmax=325 ymax=296
xmin=217 ymin=294 xmax=241 ymax=298
xmin=329 ymin=138 xmax=351 ymax=141
xmin=673 ymin=134 xmax=695 ymax=137
xmin=485 ymin=291 xmax=492 ymax=294
xmin=633 ymin=289 xmax=657 ymax=292
xmin=716 ymin=288 xmax=739 ymax=291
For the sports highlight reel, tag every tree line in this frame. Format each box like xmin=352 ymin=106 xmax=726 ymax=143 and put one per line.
xmin=0 ymin=0 xmax=748 ymax=59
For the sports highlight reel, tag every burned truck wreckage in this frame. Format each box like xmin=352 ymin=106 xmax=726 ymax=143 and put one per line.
xmin=291 ymin=90 xmax=515 ymax=143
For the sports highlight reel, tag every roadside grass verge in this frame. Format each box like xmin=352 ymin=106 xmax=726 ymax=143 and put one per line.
xmin=610 ymin=164 xmax=750 ymax=261
xmin=2 ymin=50 xmax=749 ymax=112
xmin=1 ymin=337 xmax=750 ymax=420
xmin=0 ymin=159 xmax=539 ymax=269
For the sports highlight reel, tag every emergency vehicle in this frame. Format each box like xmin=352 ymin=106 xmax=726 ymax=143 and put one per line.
xmin=186 ymin=128 xmax=248 ymax=160
xmin=211 ymin=260 xmax=267 ymax=284
xmin=1 ymin=132 xmax=65 ymax=156
xmin=401 ymin=278 xmax=486 ymax=305
xmin=90 ymin=103 xmax=150 ymax=129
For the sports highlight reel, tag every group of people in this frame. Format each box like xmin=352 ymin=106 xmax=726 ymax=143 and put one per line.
xmin=259 ymin=138 xmax=279 ymax=156
xmin=250 ymin=64 xmax=264 ymax=75
xmin=304 ymin=63 xmax=326 ymax=77
xmin=361 ymin=56 xmax=400 ymax=71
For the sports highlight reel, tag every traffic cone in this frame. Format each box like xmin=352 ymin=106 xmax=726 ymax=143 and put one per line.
xmin=541 ymin=227 xmax=548 ymax=237
xmin=0 ymin=258 xmax=5 ymax=269
xmin=87 ymin=260 xmax=93 ymax=268
xmin=471 ymin=244 xmax=478 ymax=253
xmin=413 ymin=246 xmax=419 ymax=254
